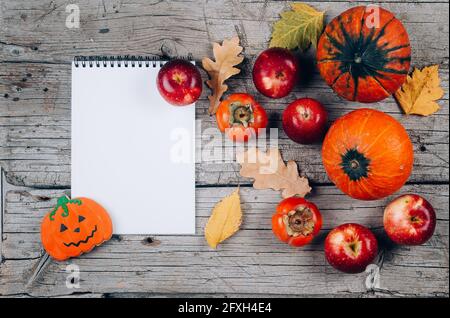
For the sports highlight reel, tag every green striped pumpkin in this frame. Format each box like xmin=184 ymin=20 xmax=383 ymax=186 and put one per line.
xmin=317 ymin=6 xmax=411 ymax=103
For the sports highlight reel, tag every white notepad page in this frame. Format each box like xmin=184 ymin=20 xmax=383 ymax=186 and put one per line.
xmin=71 ymin=60 xmax=195 ymax=234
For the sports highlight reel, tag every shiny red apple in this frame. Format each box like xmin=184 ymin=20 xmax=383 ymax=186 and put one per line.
xmin=383 ymin=194 xmax=436 ymax=245
xmin=252 ymin=47 xmax=299 ymax=99
xmin=325 ymin=223 xmax=378 ymax=274
xmin=157 ymin=59 xmax=202 ymax=106
xmin=282 ymin=98 xmax=328 ymax=144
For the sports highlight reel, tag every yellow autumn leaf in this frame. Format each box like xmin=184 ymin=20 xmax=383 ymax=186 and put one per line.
xmin=270 ymin=3 xmax=324 ymax=51
xmin=205 ymin=188 xmax=242 ymax=249
xmin=395 ymin=65 xmax=444 ymax=116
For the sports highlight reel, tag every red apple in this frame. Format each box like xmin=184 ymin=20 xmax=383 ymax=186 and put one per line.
xmin=383 ymin=194 xmax=436 ymax=245
xmin=282 ymin=98 xmax=328 ymax=144
xmin=325 ymin=223 xmax=378 ymax=274
xmin=157 ymin=59 xmax=202 ymax=106
xmin=252 ymin=47 xmax=299 ymax=99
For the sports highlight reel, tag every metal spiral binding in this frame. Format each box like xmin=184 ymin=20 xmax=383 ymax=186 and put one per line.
xmin=73 ymin=54 xmax=193 ymax=68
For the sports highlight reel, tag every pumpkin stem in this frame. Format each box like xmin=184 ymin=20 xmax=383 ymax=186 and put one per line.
xmin=350 ymin=160 xmax=360 ymax=169
xmin=49 ymin=196 xmax=82 ymax=221
xmin=340 ymin=148 xmax=371 ymax=181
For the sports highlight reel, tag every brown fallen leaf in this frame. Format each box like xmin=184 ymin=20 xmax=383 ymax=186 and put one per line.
xmin=236 ymin=147 xmax=311 ymax=198
xmin=204 ymin=188 xmax=242 ymax=249
xmin=395 ymin=65 xmax=444 ymax=116
xmin=202 ymin=37 xmax=244 ymax=115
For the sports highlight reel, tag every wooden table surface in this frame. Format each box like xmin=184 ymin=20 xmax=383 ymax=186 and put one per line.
xmin=0 ymin=0 xmax=448 ymax=298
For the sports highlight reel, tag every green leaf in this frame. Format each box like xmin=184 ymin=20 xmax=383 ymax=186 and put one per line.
xmin=270 ymin=3 xmax=325 ymax=51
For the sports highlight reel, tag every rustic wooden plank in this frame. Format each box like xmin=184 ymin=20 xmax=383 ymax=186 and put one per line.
xmin=1 ymin=61 xmax=448 ymax=187
xmin=0 ymin=184 xmax=447 ymax=297
xmin=1 ymin=1 xmax=448 ymax=64
xmin=0 ymin=257 xmax=446 ymax=297
xmin=1 ymin=0 xmax=448 ymax=187
xmin=0 ymin=0 xmax=448 ymax=299
xmin=0 ymin=168 xmax=4 ymax=264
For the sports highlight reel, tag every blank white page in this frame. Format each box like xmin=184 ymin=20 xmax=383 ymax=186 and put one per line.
xmin=71 ymin=60 xmax=195 ymax=234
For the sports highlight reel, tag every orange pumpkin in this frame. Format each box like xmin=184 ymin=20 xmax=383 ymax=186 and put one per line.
xmin=316 ymin=6 xmax=411 ymax=103
xmin=322 ymin=109 xmax=413 ymax=200
xmin=41 ymin=196 xmax=113 ymax=261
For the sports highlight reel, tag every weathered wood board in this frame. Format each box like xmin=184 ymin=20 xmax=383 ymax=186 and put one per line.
xmin=0 ymin=0 xmax=448 ymax=297
xmin=0 ymin=182 xmax=448 ymax=297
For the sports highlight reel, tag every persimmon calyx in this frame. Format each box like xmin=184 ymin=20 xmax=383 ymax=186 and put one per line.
xmin=282 ymin=207 xmax=314 ymax=237
xmin=229 ymin=102 xmax=254 ymax=128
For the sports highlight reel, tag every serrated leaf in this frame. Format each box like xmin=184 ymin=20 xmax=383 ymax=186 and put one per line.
xmin=202 ymin=37 xmax=244 ymax=115
xmin=204 ymin=188 xmax=242 ymax=249
xmin=395 ymin=65 xmax=444 ymax=116
xmin=270 ymin=3 xmax=324 ymax=51
xmin=236 ymin=147 xmax=311 ymax=198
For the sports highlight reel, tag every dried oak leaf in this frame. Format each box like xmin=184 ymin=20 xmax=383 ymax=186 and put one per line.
xmin=236 ymin=147 xmax=311 ymax=198
xmin=202 ymin=37 xmax=244 ymax=115
xmin=269 ymin=3 xmax=325 ymax=51
xmin=395 ymin=65 xmax=444 ymax=116
xmin=205 ymin=188 xmax=242 ymax=249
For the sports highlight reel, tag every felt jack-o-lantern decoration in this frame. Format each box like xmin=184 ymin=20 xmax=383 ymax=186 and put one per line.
xmin=41 ymin=196 xmax=113 ymax=261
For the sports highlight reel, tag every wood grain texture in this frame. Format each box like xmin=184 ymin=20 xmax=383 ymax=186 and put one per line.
xmin=0 ymin=63 xmax=448 ymax=187
xmin=0 ymin=0 xmax=449 ymax=297
xmin=1 ymin=0 xmax=449 ymax=188
xmin=0 ymin=184 xmax=448 ymax=297
xmin=0 ymin=1 xmax=449 ymax=63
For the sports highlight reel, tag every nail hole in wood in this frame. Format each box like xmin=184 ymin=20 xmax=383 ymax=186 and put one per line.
xmin=111 ymin=234 xmax=122 ymax=242
xmin=142 ymin=237 xmax=160 ymax=246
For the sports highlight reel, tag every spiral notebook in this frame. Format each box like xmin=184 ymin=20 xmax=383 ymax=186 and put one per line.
xmin=71 ymin=56 xmax=195 ymax=234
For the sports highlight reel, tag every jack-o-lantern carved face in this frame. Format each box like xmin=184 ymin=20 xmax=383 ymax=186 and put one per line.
xmin=41 ymin=196 xmax=113 ymax=261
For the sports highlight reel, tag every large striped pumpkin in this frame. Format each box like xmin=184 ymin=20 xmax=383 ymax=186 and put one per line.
xmin=322 ymin=109 xmax=413 ymax=200
xmin=316 ymin=6 xmax=411 ymax=103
